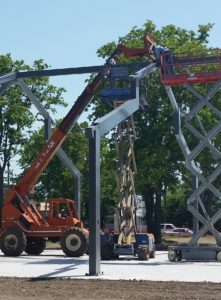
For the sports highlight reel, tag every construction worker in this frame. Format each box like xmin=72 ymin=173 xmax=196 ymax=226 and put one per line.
xmin=150 ymin=43 xmax=174 ymax=74
xmin=109 ymin=55 xmax=118 ymax=65
xmin=108 ymin=55 xmax=118 ymax=88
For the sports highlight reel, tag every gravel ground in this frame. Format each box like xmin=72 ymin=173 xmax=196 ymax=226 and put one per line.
xmin=1 ymin=277 xmax=221 ymax=300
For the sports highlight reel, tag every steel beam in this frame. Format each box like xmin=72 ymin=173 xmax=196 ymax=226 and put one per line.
xmin=131 ymin=63 xmax=157 ymax=79
xmin=92 ymin=99 xmax=138 ymax=137
xmin=16 ymin=62 xmax=147 ymax=78
xmin=0 ymin=73 xmax=16 ymax=85
xmin=0 ymin=62 xmax=148 ymax=84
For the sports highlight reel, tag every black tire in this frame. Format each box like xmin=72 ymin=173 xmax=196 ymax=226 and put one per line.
xmin=101 ymin=243 xmax=114 ymax=260
xmin=138 ymin=245 xmax=149 ymax=261
xmin=25 ymin=237 xmax=46 ymax=255
xmin=60 ymin=227 xmax=87 ymax=257
xmin=168 ymin=250 xmax=177 ymax=262
xmin=0 ymin=227 xmax=26 ymax=256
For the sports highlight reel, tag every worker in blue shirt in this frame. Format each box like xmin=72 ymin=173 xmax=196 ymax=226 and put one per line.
xmin=150 ymin=44 xmax=174 ymax=74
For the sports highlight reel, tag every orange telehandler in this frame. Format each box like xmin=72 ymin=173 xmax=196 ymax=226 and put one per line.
xmin=0 ymin=48 xmax=123 ymax=257
xmin=0 ymin=35 xmax=156 ymax=257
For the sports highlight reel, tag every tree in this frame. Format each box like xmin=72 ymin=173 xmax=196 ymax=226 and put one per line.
xmin=0 ymin=54 xmax=66 ymax=204
xmin=162 ymin=184 xmax=192 ymax=228
xmin=90 ymin=20 xmax=214 ymax=243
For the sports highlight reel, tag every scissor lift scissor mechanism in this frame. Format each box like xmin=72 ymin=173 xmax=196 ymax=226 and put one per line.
xmin=113 ymin=101 xmax=138 ymax=247
xmin=163 ymin=50 xmax=221 ymax=261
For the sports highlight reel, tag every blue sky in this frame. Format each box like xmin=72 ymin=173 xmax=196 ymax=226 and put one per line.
xmin=1 ymin=0 xmax=221 ymax=122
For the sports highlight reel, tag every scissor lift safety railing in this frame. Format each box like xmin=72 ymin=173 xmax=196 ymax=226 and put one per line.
xmin=161 ymin=50 xmax=221 ymax=86
xmin=164 ymin=55 xmax=221 ymax=260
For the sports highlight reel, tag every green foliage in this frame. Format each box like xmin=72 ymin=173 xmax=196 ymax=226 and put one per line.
xmin=197 ymin=23 xmax=214 ymax=44
xmin=0 ymin=54 xmax=66 ymax=202
xmin=162 ymin=185 xmax=192 ymax=227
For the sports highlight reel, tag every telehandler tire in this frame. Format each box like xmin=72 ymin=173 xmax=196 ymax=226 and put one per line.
xmin=25 ymin=237 xmax=46 ymax=255
xmin=60 ymin=227 xmax=87 ymax=257
xmin=0 ymin=227 xmax=26 ymax=256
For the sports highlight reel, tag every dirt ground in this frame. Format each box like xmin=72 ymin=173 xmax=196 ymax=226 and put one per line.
xmin=0 ymin=278 xmax=221 ymax=300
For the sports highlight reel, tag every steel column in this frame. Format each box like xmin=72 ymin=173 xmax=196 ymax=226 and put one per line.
xmin=87 ymin=127 xmax=101 ymax=276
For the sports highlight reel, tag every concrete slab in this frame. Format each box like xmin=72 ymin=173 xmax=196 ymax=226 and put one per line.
xmin=0 ymin=250 xmax=221 ymax=282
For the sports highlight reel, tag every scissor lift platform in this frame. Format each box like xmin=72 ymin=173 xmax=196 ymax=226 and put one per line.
xmin=161 ymin=50 xmax=221 ymax=86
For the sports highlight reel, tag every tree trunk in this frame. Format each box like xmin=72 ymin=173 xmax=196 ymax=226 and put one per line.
xmin=0 ymin=168 xmax=4 ymax=226
xmin=154 ymin=190 xmax=162 ymax=244
xmin=143 ymin=188 xmax=154 ymax=233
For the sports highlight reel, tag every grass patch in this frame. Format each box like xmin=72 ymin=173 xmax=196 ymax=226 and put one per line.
xmin=162 ymin=234 xmax=216 ymax=245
